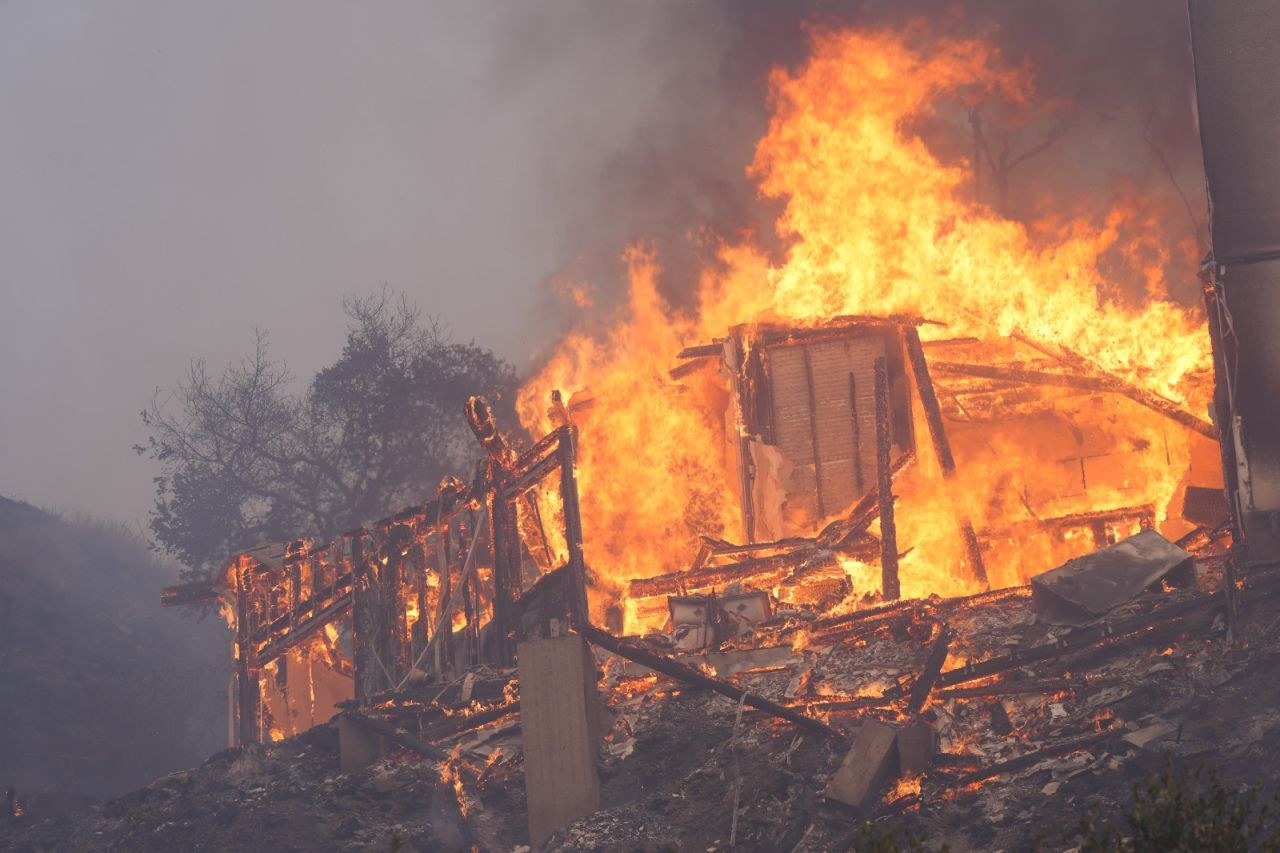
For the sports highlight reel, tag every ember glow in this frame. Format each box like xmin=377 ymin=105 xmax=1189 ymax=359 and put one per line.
xmin=520 ymin=25 xmax=1217 ymax=630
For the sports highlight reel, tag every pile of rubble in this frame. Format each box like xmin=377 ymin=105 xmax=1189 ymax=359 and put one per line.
xmin=9 ymin=526 xmax=1280 ymax=851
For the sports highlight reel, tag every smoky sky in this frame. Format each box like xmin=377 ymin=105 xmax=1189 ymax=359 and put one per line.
xmin=0 ymin=1 xmax=1203 ymax=535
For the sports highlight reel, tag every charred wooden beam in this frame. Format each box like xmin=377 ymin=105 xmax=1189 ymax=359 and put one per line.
xmin=904 ymin=328 xmax=989 ymax=587
xmin=907 ymin=623 xmax=954 ymax=714
xmin=814 ymin=597 xmax=921 ymax=632
xmin=934 ymin=677 xmax=1123 ymax=700
xmin=950 ymin=730 xmax=1117 ymax=787
xmin=340 ymin=710 xmax=450 ymax=762
xmin=489 ymin=494 xmax=522 ymax=667
xmin=499 ymin=451 xmax=562 ymax=501
xmin=816 ymin=451 xmax=915 ymax=552
xmin=798 ymin=696 xmax=893 ymax=713
xmin=351 ymin=537 xmax=385 ymax=704
xmin=810 ymin=610 xmax=920 ymax=649
xmin=254 ymin=593 xmax=353 ymax=665
xmin=670 ymin=356 xmax=716 ymax=380
xmin=676 ymin=342 xmax=724 ymax=360
xmin=254 ymin=572 xmax=355 ymax=640
xmin=935 ymin=582 xmax=1280 ymax=688
xmin=930 ymin=359 xmax=1216 ymax=439
xmin=580 ymin=625 xmax=840 ymax=739
xmin=707 ymin=536 xmax=818 ymax=558
xmin=874 ymin=357 xmax=900 ymax=599
xmin=421 ymin=701 xmax=520 ymax=743
xmin=235 ymin=563 xmax=261 ymax=745
xmin=959 ymin=520 xmax=988 ymax=587
xmin=161 ymin=580 xmax=223 ymax=608
xmin=627 ymin=550 xmax=818 ymax=599
xmin=904 ymin=328 xmax=955 ymax=475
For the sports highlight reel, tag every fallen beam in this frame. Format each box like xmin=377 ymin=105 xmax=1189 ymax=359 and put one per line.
xmin=340 ymin=710 xmax=450 ymax=762
xmin=816 ymin=451 xmax=916 ymax=550
xmin=950 ymin=730 xmax=1117 ymax=788
xmin=935 ymin=677 xmax=1124 ymax=700
xmin=935 ymin=583 xmax=1279 ymax=688
xmin=627 ymin=550 xmax=818 ymax=599
xmin=907 ymin=624 xmax=954 ymax=714
xmin=581 ymin=624 xmax=839 ymax=739
xmin=904 ymin=328 xmax=988 ymax=587
xmin=421 ymin=701 xmax=521 ymax=743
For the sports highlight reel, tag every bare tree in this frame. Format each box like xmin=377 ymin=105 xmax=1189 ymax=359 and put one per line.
xmin=137 ymin=291 xmax=518 ymax=580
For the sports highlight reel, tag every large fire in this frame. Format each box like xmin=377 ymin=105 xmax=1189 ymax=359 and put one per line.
xmin=518 ymin=25 xmax=1216 ymax=630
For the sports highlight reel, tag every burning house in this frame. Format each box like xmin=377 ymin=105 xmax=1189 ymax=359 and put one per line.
xmin=160 ymin=305 xmax=1227 ymax=844
xmin=146 ymin=11 xmax=1275 ymax=850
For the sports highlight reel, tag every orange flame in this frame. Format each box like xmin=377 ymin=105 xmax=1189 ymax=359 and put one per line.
xmin=520 ymin=24 xmax=1214 ymax=629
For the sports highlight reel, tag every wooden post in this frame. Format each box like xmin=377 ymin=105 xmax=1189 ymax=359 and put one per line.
xmin=903 ymin=327 xmax=955 ymax=475
xmin=558 ymin=426 xmax=591 ymax=627
xmin=903 ymin=327 xmax=989 ymax=588
xmin=381 ymin=546 xmax=404 ymax=687
xmin=874 ymin=358 xmax=901 ymax=600
xmin=518 ymin=634 xmax=601 ymax=846
xmin=489 ymin=490 xmax=522 ymax=667
xmin=351 ymin=534 xmax=383 ymax=704
xmin=435 ymin=523 xmax=453 ymax=678
xmin=235 ymin=561 xmax=261 ymax=745
xmin=458 ymin=516 xmax=480 ymax=668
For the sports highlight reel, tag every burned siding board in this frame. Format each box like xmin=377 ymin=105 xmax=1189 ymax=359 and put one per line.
xmin=760 ymin=329 xmax=903 ymax=533
xmin=810 ymin=336 xmax=887 ymax=515
xmin=769 ymin=344 xmax=821 ymax=523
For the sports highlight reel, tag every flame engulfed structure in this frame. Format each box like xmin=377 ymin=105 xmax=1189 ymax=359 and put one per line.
xmin=519 ymin=26 xmax=1215 ymax=629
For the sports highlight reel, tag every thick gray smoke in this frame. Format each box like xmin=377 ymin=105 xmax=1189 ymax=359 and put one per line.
xmin=495 ymin=0 xmax=1206 ymax=333
xmin=0 ymin=1 xmax=1202 ymax=527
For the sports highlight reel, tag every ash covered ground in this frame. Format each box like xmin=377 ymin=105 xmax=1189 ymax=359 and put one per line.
xmin=6 ymin=562 xmax=1280 ymax=852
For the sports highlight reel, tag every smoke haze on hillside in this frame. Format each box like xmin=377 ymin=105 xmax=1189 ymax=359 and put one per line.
xmin=0 ymin=1 xmax=1202 ymax=539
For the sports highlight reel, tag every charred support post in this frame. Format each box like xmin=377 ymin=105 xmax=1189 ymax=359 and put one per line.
xmin=380 ymin=535 xmax=407 ymax=685
xmin=489 ymin=494 xmax=522 ymax=666
xmin=351 ymin=535 xmax=384 ymax=704
xmin=467 ymin=395 xmax=522 ymax=667
xmin=235 ymin=562 xmax=261 ymax=745
xmin=904 ymin=328 xmax=989 ymax=588
xmin=434 ymin=516 xmax=453 ymax=677
xmin=874 ymin=357 xmax=901 ymax=600
xmin=558 ymin=424 xmax=591 ymax=627
xmin=518 ymin=634 xmax=601 ymax=847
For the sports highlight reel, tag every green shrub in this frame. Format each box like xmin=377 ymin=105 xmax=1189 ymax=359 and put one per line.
xmin=1078 ymin=754 xmax=1278 ymax=852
